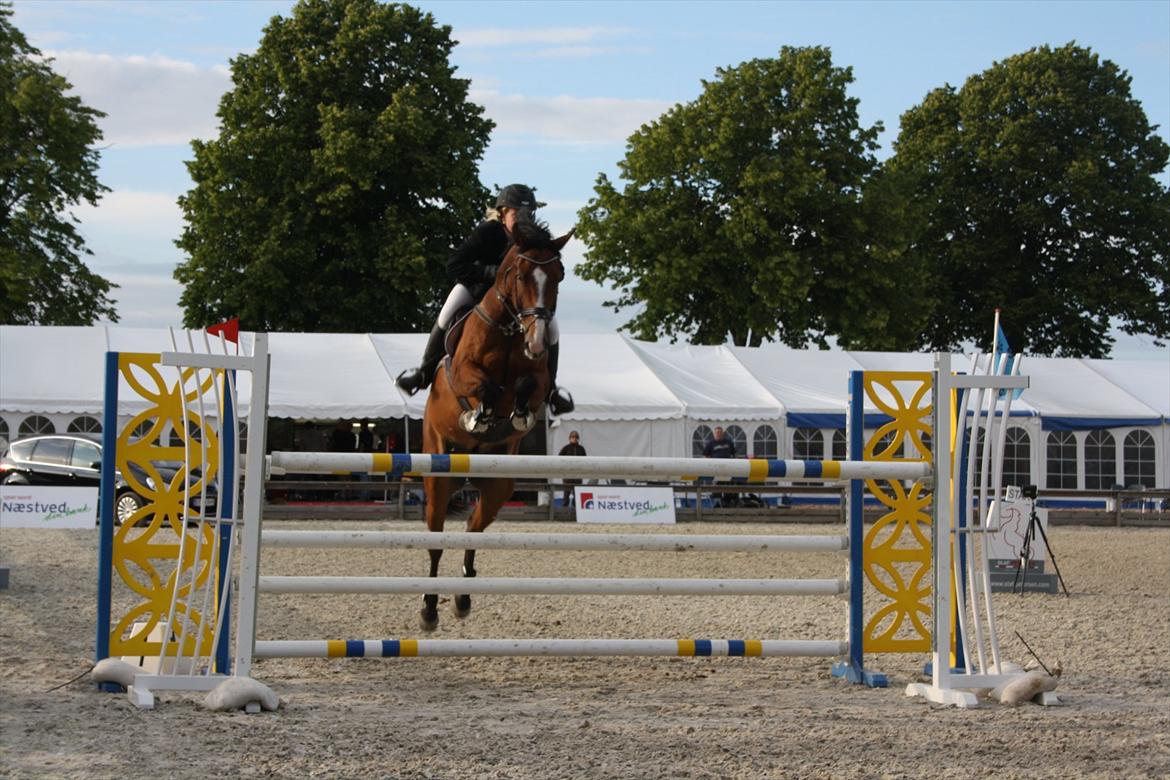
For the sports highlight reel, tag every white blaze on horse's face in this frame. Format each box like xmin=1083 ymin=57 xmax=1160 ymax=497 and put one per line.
xmin=524 ymin=265 xmax=550 ymax=360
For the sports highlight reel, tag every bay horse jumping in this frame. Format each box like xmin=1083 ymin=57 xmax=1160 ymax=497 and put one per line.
xmin=419 ymin=221 xmax=571 ymax=631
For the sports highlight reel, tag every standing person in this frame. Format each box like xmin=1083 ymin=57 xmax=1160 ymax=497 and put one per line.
xmin=329 ymin=420 xmax=354 ymax=452
xmin=356 ymin=419 xmax=375 ymax=500
xmin=703 ymin=426 xmax=738 ymax=507
xmin=394 ymin=184 xmax=573 ymax=415
xmin=327 ymin=420 xmax=354 ymax=501
xmin=357 ymin=419 xmax=375 ymax=453
xmin=558 ymin=430 xmax=587 ymax=511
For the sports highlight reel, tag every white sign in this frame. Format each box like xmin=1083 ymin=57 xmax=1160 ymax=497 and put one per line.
xmin=986 ymin=495 xmax=1048 ymax=564
xmin=575 ymin=486 xmax=676 ymax=525
xmin=0 ymin=487 xmax=99 ymax=529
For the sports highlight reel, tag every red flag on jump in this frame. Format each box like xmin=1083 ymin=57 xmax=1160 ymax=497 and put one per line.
xmin=206 ymin=318 xmax=240 ymax=343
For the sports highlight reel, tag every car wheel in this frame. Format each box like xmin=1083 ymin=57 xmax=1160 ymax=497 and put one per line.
xmin=2 ymin=473 xmax=30 ymax=485
xmin=115 ymin=491 xmax=145 ymax=526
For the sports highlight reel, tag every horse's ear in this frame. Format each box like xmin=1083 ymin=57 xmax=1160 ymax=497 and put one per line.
xmin=552 ymin=230 xmax=574 ymax=252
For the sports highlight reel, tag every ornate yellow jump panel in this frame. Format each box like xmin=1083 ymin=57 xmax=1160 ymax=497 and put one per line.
xmin=108 ymin=352 xmax=223 ymax=659
xmin=861 ymin=371 xmax=933 ymax=654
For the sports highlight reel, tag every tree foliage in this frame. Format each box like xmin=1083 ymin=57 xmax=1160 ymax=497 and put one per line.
xmin=575 ymin=46 xmax=928 ymax=348
xmin=0 ymin=3 xmax=116 ymax=325
xmin=174 ymin=0 xmax=493 ymax=332
xmin=883 ymin=43 xmax=1170 ymax=357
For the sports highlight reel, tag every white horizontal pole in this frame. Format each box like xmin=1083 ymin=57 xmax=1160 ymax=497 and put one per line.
xmin=948 ymin=375 xmax=1029 ymax=390
xmin=257 ymin=575 xmax=846 ymax=597
xmin=260 ymin=530 xmax=849 ymax=554
xmin=161 ymin=352 xmax=259 ymax=371
xmin=253 ymin=638 xmax=848 ymax=659
xmin=268 ymin=451 xmax=929 ymax=482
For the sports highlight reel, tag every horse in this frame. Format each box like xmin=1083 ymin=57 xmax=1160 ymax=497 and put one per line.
xmin=418 ymin=221 xmax=571 ymax=631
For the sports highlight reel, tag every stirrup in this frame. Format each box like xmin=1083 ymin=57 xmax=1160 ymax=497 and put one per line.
xmin=395 ymin=368 xmax=424 ymax=396
xmin=548 ymin=387 xmax=574 ymax=416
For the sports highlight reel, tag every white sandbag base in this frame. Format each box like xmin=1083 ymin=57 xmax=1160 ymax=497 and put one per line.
xmin=203 ymin=676 xmax=280 ymax=713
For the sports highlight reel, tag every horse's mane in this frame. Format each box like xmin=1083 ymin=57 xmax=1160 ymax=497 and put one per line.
xmin=511 ymin=213 xmax=553 ymax=252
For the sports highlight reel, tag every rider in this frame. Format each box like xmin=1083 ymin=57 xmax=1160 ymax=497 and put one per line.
xmin=395 ymin=184 xmax=574 ymax=415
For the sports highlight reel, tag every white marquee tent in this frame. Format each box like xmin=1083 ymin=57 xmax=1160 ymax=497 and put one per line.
xmin=1 ymin=326 xmax=1165 ymax=489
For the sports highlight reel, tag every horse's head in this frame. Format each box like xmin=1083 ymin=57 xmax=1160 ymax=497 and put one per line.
xmin=495 ymin=222 xmax=571 ymax=361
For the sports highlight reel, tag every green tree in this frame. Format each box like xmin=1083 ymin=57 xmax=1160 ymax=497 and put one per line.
xmin=883 ymin=43 xmax=1170 ymax=357
xmin=0 ymin=3 xmax=116 ymax=325
xmin=175 ymin=0 xmax=493 ymax=332
xmin=575 ymin=46 xmax=928 ymax=348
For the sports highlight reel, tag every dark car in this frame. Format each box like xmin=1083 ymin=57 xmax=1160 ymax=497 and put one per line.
xmin=0 ymin=434 xmax=217 ymax=526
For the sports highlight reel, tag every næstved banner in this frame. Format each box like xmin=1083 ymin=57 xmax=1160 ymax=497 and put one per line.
xmin=0 ymin=487 xmax=99 ymax=529
xmin=574 ymin=486 xmax=676 ymax=524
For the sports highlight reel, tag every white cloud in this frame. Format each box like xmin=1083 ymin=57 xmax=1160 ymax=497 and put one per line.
xmin=456 ymin=26 xmax=634 ymax=48
xmin=472 ymin=89 xmax=670 ymax=144
xmin=518 ymin=45 xmax=654 ymax=59
xmin=74 ymin=190 xmax=183 ymax=235
xmin=44 ymin=50 xmax=229 ymax=147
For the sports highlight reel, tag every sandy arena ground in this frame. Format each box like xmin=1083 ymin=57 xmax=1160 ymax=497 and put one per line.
xmin=1 ymin=520 xmax=1168 ymax=779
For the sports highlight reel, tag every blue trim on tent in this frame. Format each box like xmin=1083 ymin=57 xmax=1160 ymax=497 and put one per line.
xmin=964 ymin=409 xmax=1036 ymax=418
xmin=1041 ymin=416 xmax=1163 ymax=431
xmin=786 ymin=412 xmax=892 ymax=430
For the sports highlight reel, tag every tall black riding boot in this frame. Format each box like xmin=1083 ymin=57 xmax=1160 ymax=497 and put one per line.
xmin=546 ymin=342 xmax=574 ymax=415
xmin=396 ymin=324 xmax=446 ymax=396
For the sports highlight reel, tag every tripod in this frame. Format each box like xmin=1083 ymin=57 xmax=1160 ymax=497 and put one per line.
xmin=1013 ymin=500 xmax=1070 ymax=597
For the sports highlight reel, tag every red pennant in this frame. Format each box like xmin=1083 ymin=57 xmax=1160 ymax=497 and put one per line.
xmin=206 ymin=318 xmax=240 ymax=343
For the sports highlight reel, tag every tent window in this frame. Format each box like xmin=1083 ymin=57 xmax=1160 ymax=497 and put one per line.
xmin=1003 ymin=427 xmax=1031 ymax=489
xmin=1046 ymin=431 xmax=1077 ymax=490
xmin=18 ymin=415 xmax=54 ymax=437
xmin=67 ymin=416 xmax=102 ymax=434
xmin=0 ymin=418 xmax=8 ymax=450
xmin=724 ymin=425 xmax=747 ymax=458
xmin=691 ymin=425 xmax=713 ymax=458
xmin=917 ymin=431 xmax=933 ymax=459
xmin=752 ymin=425 xmax=778 ymax=459
xmin=831 ymin=430 xmax=846 ymax=460
xmin=874 ymin=431 xmax=904 ymax=459
xmin=130 ymin=419 xmax=157 ymax=444
xmin=1123 ymin=430 xmax=1156 ymax=488
xmin=168 ymin=420 xmax=205 ymax=448
xmin=792 ymin=428 xmax=822 ymax=460
xmin=1084 ymin=429 xmax=1117 ymax=490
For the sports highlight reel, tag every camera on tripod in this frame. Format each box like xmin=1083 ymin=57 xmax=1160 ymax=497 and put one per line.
xmin=1012 ymin=483 xmax=1069 ymax=597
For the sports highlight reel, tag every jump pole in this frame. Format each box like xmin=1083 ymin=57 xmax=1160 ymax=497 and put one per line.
xmin=268 ymin=452 xmax=929 ymax=483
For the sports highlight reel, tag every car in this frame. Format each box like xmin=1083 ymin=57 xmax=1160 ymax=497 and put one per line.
xmin=0 ymin=433 xmax=217 ymax=526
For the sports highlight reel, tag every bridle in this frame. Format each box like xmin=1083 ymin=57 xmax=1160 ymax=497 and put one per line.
xmin=479 ymin=250 xmax=563 ymax=338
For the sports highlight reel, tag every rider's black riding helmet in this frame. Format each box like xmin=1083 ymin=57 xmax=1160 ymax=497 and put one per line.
xmin=496 ymin=184 xmax=546 ymax=211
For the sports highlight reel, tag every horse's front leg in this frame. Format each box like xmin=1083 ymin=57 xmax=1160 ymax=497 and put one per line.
xmin=453 ymin=477 xmax=514 ymax=619
xmin=510 ymin=375 xmax=538 ymax=432
xmin=421 ymin=475 xmax=454 ymax=632
xmin=460 ymin=380 xmax=500 ymax=434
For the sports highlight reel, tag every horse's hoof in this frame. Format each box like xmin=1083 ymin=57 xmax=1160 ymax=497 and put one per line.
xmin=420 ymin=608 xmax=439 ymax=632
xmin=511 ymin=411 xmax=535 ymax=432
xmin=452 ymin=595 xmax=472 ymax=618
xmin=460 ymin=409 xmax=489 ymax=434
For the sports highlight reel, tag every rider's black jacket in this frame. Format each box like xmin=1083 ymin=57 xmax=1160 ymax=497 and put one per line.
xmin=447 ymin=221 xmax=512 ymax=299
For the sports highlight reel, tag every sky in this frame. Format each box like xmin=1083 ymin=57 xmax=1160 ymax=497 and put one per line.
xmin=11 ymin=0 xmax=1170 ymax=359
